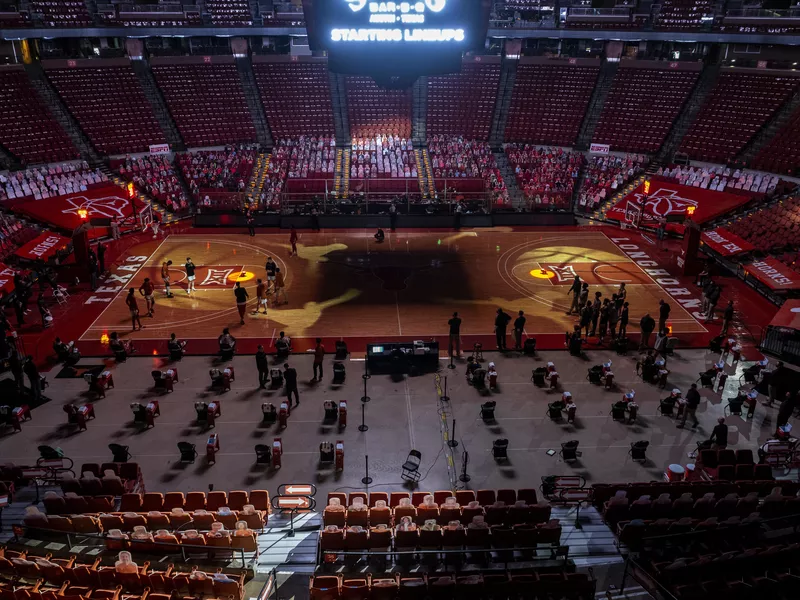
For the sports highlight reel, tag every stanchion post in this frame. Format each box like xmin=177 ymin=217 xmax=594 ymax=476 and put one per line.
xmin=441 ymin=376 xmax=450 ymax=402
xmin=448 ymin=419 xmax=458 ymax=448
xmin=459 ymin=450 xmax=471 ymax=483
xmin=447 ymin=352 xmax=456 ymax=370
xmin=361 ymin=372 xmax=371 ymax=403
xmin=361 ymin=454 xmax=373 ymax=485
xmin=358 ymin=402 xmax=368 ymax=432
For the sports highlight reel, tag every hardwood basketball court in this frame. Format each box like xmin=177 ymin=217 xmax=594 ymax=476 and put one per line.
xmin=79 ymin=228 xmax=707 ymax=353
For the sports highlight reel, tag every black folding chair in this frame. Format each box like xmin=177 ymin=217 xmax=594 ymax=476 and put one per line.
xmin=109 ymin=443 xmax=131 ymax=463
xmin=178 ymin=442 xmax=198 ymax=463
xmin=255 ymin=444 xmax=271 ymax=464
xmin=630 ymin=441 xmax=649 ymax=463
xmin=401 ymin=449 xmax=422 ymax=482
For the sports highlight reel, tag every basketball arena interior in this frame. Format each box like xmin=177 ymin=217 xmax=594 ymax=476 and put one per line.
xmin=5 ymin=2 xmax=800 ymax=599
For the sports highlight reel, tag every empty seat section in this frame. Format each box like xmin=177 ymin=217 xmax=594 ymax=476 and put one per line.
xmin=346 ymin=76 xmax=412 ymax=139
xmin=253 ymin=61 xmax=334 ymax=139
xmin=753 ymin=103 xmax=800 ymax=174
xmin=427 ymin=61 xmax=500 ymax=140
xmin=30 ymin=0 xmax=92 ymax=27
xmin=205 ymin=0 xmax=252 ymax=26
xmin=46 ymin=65 xmax=165 ymax=155
xmin=0 ymin=68 xmax=77 ymax=165
xmin=655 ymin=0 xmax=715 ymax=30
xmin=680 ymin=71 xmax=799 ymax=164
xmin=504 ymin=63 xmax=598 ymax=146
xmin=593 ymin=67 xmax=698 ymax=153
xmin=152 ymin=62 xmax=256 ymax=147
xmin=727 ymin=197 xmax=800 ymax=252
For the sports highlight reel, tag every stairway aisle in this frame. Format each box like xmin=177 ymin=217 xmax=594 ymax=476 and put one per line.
xmin=101 ymin=163 xmax=173 ymax=224
xmin=247 ymin=152 xmax=270 ymax=208
xmin=489 ymin=59 xmax=518 ymax=148
xmin=575 ymin=62 xmax=618 ymax=151
xmin=657 ymin=64 xmax=720 ymax=162
xmin=333 ymin=148 xmax=345 ymax=198
xmin=494 ymin=151 xmax=524 ymax=209
xmin=412 ymin=76 xmax=428 ymax=147
xmin=131 ymin=59 xmax=185 ymax=152
xmin=235 ymin=57 xmax=273 ymax=148
xmin=24 ymin=63 xmax=100 ymax=165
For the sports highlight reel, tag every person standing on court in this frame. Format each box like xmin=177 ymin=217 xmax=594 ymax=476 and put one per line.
xmin=289 ymin=226 xmax=299 ymax=257
xmin=566 ymin=275 xmax=582 ymax=315
xmin=185 ymin=257 xmax=197 ymax=295
xmin=253 ymin=278 xmax=268 ymax=315
xmin=234 ymin=281 xmax=249 ymax=325
xmin=447 ymin=312 xmax=462 ymax=358
xmin=513 ymin=310 xmax=526 ymax=351
xmin=138 ymin=277 xmax=156 ymax=317
xmin=639 ymin=312 xmax=655 ymax=349
xmin=256 ymin=344 xmax=269 ymax=388
xmin=721 ymin=300 xmax=734 ymax=335
xmin=705 ymin=284 xmax=721 ymax=322
xmin=265 ymin=257 xmax=277 ymax=294
xmin=494 ymin=308 xmax=511 ymax=351
xmin=580 ymin=301 xmax=593 ymax=340
xmin=658 ymin=299 xmax=671 ymax=333
xmin=389 ymin=202 xmax=397 ymax=231
xmin=619 ymin=302 xmax=629 ymax=339
xmin=589 ymin=291 xmax=602 ymax=337
xmin=312 ymin=338 xmax=325 ymax=381
xmin=246 ymin=210 xmax=255 ymax=237
xmin=284 ymin=363 xmax=299 ymax=407
xmin=579 ymin=282 xmax=589 ymax=311
xmin=125 ymin=288 xmax=144 ymax=331
xmin=273 ymin=267 xmax=287 ymax=305
xmin=97 ymin=242 xmax=106 ymax=275
xmin=161 ymin=260 xmax=174 ymax=298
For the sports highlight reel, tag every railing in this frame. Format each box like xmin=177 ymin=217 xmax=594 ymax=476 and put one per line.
xmin=568 ymin=7 xmax=632 ymax=18
xmin=725 ymin=8 xmax=800 ymax=20
xmin=117 ymin=4 xmax=190 ymax=15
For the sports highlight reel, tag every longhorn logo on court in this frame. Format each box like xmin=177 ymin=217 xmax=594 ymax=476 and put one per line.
xmin=628 ymin=187 xmax=697 ymax=222
xmin=61 ymin=195 xmax=130 ymax=219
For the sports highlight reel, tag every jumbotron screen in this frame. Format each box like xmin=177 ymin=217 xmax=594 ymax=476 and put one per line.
xmin=304 ymin=0 xmax=491 ymax=82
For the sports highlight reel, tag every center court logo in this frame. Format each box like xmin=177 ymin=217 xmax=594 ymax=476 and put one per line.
xmin=61 ymin=195 xmax=130 ymax=219
xmin=345 ymin=0 xmax=446 ymax=11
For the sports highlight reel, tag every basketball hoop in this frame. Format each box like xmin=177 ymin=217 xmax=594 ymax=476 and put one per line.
xmin=624 ymin=202 xmax=642 ymax=229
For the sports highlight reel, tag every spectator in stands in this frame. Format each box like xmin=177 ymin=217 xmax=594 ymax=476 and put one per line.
xmin=721 ymin=300 xmax=735 ymax=336
xmin=119 ymin=155 xmax=189 ymax=213
xmin=708 ymin=417 xmax=728 ymax=449
xmin=114 ymin=551 xmax=138 ymax=574
xmin=0 ymin=162 xmax=106 ymax=201
xmin=639 ymin=312 xmax=655 ymax=350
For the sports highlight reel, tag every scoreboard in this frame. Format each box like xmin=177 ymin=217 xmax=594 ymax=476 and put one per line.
xmin=304 ymin=0 xmax=491 ymax=82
